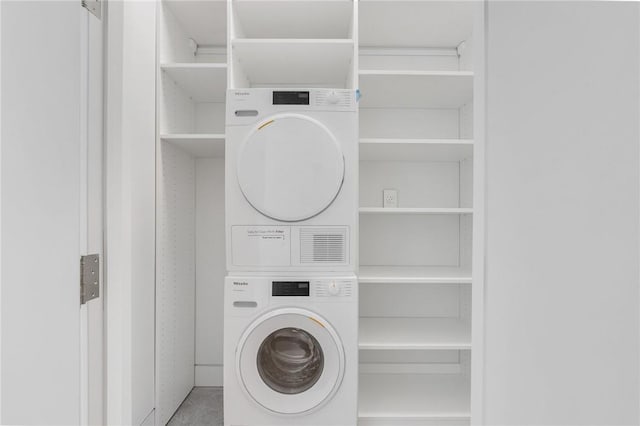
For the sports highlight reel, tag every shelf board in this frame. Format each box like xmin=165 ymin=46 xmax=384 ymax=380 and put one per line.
xmin=160 ymin=134 xmax=225 ymax=158
xmin=359 ymin=70 xmax=473 ymax=109
xmin=163 ymin=0 xmax=226 ymax=46
xmin=233 ymin=1 xmax=353 ymax=39
xmin=359 ymin=207 xmax=473 ymax=215
xmin=360 ymin=138 xmax=473 ymax=162
xmin=359 ymin=373 xmax=471 ymax=422
xmin=161 ymin=63 xmax=227 ymax=103
xmin=232 ymin=39 xmax=354 ymax=87
xmin=360 ymin=317 xmax=470 ymax=351
xmin=359 ymin=266 xmax=472 ymax=285
xmin=359 ymin=1 xmax=474 ymax=49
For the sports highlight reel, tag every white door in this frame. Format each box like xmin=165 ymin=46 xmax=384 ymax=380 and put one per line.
xmin=1 ymin=1 xmax=103 ymax=424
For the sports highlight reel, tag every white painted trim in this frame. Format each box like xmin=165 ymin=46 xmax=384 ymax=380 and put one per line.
xmin=470 ymin=2 xmax=486 ymax=425
xmin=0 ymin=0 xmax=3 ymax=420
xmin=195 ymin=365 xmax=223 ymax=387
xmin=105 ymin=0 xmax=132 ymax=423
xmin=79 ymin=5 xmax=90 ymax=425
xmin=105 ymin=1 xmax=157 ymax=424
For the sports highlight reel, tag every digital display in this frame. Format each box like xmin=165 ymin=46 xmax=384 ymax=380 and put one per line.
xmin=272 ymin=281 xmax=310 ymax=296
xmin=273 ymin=91 xmax=310 ymax=105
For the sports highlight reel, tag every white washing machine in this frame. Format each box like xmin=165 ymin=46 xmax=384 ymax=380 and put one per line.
xmin=223 ymin=275 xmax=358 ymax=426
xmin=225 ymin=89 xmax=358 ymax=273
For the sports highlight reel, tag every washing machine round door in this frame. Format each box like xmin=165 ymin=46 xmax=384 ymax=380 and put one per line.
xmin=237 ymin=308 xmax=345 ymax=414
xmin=237 ymin=113 xmax=345 ymax=222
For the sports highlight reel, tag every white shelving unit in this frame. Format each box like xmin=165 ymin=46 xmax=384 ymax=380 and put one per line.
xmin=359 ymin=374 xmax=471 ymax=425
xmin=232 ymin=0 xmax=354 ymax=39
xmin=160 ymin=63 xmax=227 ymax=102
xmin=359 ymin=265 xmax=472 ymax=285
xmin=360 ymin=317 xmax=471 ymax=351
xmin=155 ymin=2 xmax=228 ymax=425
xmin=160 ymin=134 xmax=225 ymax=158
xmin=360 ymin=138 xmax=473 ymax=162
xmin=231 ymin=39 xmax=354 ymax=88
xmin=358 ymin=1 xmax=480 ymax=425
xmin=359 ymin=70 xmax=473 ymax=109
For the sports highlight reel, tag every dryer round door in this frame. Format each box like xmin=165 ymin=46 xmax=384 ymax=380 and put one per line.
xmin=237 ymin=114 xmax=345 ymax=222
xmin=236 ymin=307 xmax=345 ymax=415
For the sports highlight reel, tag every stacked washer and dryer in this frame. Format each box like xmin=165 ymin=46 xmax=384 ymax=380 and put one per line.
xmin=223 ymin=88 xmax=359 ymax=425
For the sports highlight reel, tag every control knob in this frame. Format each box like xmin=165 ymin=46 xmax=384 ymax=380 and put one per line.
xmin=326 ymin=91 xmax=340 ymax=105
xmin=327 ymin=280 xmax=341 ymax=296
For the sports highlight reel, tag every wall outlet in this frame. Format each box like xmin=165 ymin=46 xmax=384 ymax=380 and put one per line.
xmin=383 ymin=189 xmax=398 ymax=208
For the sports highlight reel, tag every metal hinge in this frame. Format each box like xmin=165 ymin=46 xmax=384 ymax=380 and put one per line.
xmin=82 ymin=0 xmax=101 ymax=19
xmin=80 ymin=254 xmax=100 ymax=304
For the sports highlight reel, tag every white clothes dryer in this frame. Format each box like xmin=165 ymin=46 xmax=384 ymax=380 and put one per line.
xmin=225 ymin=89 xmax=358 ymax=273
xmin=223 ymin=275 xmax=358 ymax=426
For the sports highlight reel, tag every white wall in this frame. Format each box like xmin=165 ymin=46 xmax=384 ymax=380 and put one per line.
xmin=485 ymin=2 xmax=639 ymax=424
xmin=105 ymin=1 xmax=156 ymax=424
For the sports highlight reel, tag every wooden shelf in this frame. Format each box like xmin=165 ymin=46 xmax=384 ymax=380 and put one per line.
xmin=359 ymin=0 xmax=474 ymax=49
xmin=360 ymin=317 xmax=470 ymax=351
xmin=233 ymin=1 xmax=353 ymax=39
xmin=359 ymin=266 xmax=472 ymax=285
xmin=360 ymin=207 xmax=473 ymax=215
xmin=359 ymin=70 xmax=473 ymax=109
xmin=232 ymin=39 xmax=354 ymax=87
xmin=359 ymin=373 xmax=471 ymax=423
xmin=360 ymin=138 xmax=473 ymax=162
xmin=160 ymin=134 xmax=225 ymax=158
xmin=161 ymin=63 xmax=227 ymax=103
xmin=163 ymin=0 xmax=227 ymax=46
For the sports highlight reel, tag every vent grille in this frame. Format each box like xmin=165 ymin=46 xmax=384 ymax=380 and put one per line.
xmin=300 ymin=228 xmax=347 ymax=264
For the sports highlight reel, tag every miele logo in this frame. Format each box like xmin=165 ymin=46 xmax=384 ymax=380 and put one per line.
xmin=233 ymin=281 xmax=249 ymax=286
xmin=234 ymin=92 xmax=250 ymax=96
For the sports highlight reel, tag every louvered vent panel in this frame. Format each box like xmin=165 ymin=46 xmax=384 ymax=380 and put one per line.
xmin=300 ymin=228 xmax=347 ymax=264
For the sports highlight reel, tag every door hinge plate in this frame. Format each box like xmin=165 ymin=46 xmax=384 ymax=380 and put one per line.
xmin=80 ymin=254 xmax=100 ymax=304
xmin=82 ymin=0 xmax=101 ymax=19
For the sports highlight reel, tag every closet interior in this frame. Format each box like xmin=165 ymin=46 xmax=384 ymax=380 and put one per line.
xmin=156 ymin=1 xmax=482 ymax=425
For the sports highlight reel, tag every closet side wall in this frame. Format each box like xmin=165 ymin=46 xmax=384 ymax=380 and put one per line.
xmin=485 ymin=2 xmax=640 ymax=424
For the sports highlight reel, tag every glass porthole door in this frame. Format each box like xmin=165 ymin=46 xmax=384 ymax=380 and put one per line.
xmin=236 ymin=308 xmax=345 ymax=414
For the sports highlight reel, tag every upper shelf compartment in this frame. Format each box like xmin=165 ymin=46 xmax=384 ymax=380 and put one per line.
xmin=232 ymin=0 xmax=354 ymax=39
xmin=359 ymin=1 xmax=474 ymax=49
xmin=161 ymin=63 xmax=227 ymax=103
xmin=231 ymin=39 xmax=354 ymax=88
xmin=164 ymin=0 xmax=227 ymax=46
xmin=161 ymin=1 xmax=227 ymax=63
xmin=359 ymin=70 xmax=473 ymax=109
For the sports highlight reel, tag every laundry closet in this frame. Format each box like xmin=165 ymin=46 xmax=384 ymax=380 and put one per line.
xmin=156 ymin=1 xmax=483 ymax=425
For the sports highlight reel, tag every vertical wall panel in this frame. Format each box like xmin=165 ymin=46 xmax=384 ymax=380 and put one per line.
xmin=156 ymin=142 xmax=196 ymax=425
xmin=195 ymin=158 xmax=226 ymax=385
xmin=485 ymin=2 xmax=640 ymax=424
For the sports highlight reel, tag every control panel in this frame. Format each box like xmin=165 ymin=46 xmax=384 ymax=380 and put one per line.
xmin=227 ymin=88 xmax=356 ymax=124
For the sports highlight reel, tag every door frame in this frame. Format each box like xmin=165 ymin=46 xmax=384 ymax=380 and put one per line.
xmin=104 ymin=0 xmax=157 ymax=424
